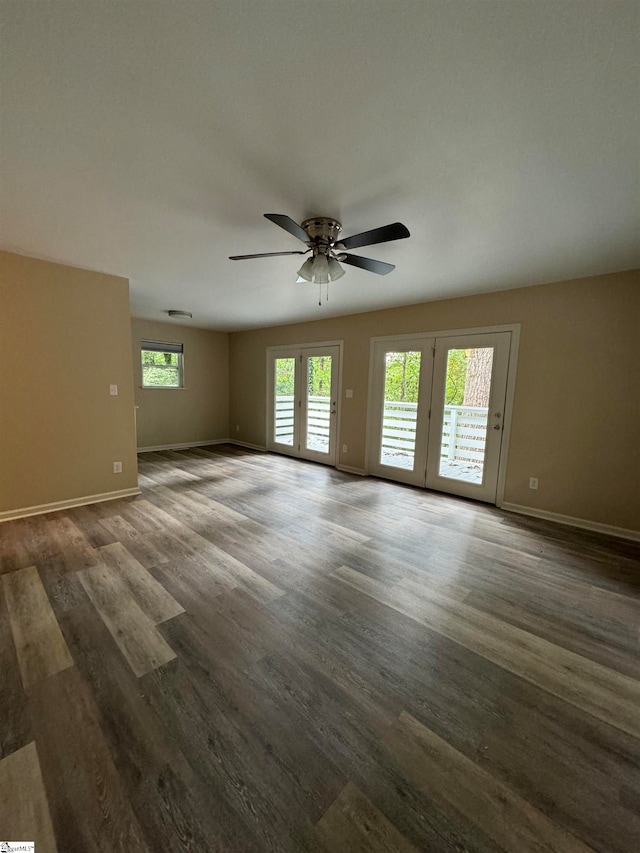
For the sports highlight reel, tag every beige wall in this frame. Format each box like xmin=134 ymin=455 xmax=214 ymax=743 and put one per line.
xmin=2 ymin=251 xmax=636 ymax=532
xmin=131 ymin=318 xmax=229 ymax=449
xmin=0 ymin=251 xmax=138 ymax=514
xmin=229 ymin=269 xmax=640 ymax=532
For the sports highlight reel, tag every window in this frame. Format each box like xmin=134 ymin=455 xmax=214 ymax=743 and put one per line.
xmin=141 ymin=340 xmax=184 ymax=388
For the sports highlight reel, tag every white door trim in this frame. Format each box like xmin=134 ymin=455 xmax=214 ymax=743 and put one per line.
xmin=370 ymin=323 xmax=520 ymax=344
xmin=495 ymin=325 xmax=520 ymax=506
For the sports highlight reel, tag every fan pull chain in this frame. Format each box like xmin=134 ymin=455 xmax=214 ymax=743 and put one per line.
xmin=318 ymin=281 xmax=321 ymax=306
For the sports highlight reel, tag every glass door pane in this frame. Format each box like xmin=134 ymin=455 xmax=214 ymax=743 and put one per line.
xmin=305 ymin=355 xmax=332 ymax=454
xmin=274 ymin=357 xmax=296 ymax=446
xmin=380 ymin=351 xmax=422 ymax=470
xmin=425 ymin=332 xmax=511 ymax=503
xmin=367 ymin=338 xmax=433 ymax=487
xmin=438 ymin=347 xmax=493 ymax=483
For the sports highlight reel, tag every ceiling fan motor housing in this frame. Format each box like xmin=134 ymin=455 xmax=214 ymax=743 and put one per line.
xmin=301 ymin=217 xmax=342 ymax=253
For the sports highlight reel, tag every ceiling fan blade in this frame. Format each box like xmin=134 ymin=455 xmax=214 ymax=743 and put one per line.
xmin=264 ymin=213 xmax=310 ymax=244
xmin=229 ymin=250 xmax=306 ymax=260
xmin=339 ymin=221 xmax=410 ymax=251
xmin=341 ymin=254 xmax=396 ymax=275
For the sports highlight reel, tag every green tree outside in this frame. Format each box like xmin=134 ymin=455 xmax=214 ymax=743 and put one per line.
xmin=142 ymin=350 xmax=180 ymax=387
xmin=444 ymin=349 xmax=467 ymax=405
xmin=382 ymin=349 xmax=468 ymax=405
xmin=275 ymin=358 xmax=295 ymax=395
xmin=275 ymin=357 xmax=334 ymax=398
xmin=307 ymin=356 xmax=332 ymax=398
xmin=276 ymin=348 xmax=477 ymax=406
xmin=383 ymin=351 xmax=422 ymax=402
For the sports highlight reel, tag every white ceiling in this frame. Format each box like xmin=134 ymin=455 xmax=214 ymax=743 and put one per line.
xmin=1 ymin=1 xmax=638 ymax=331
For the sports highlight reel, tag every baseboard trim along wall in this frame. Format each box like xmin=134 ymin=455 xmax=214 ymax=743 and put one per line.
xmin=336 ymin=464 xmax=367 ymax=476
xmin=229 ymin=440 xmax=267 ymax=452
xmin=137 ymin=439 xmax=229 ymax=453
xmin=137 ymin=439 xmax=267 ymax=454
xmin=501 ymin=502 xmax=640 ymax=542
xmin=0 ymin=487 xmax=141 ymax=523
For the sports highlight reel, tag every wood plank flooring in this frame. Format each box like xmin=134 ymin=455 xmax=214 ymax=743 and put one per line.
xmin=3 ymin=564 xmax=73 ymax=688
xmin=0 ymin=444 xmax=639 ymax=852
xmin=0 ymin=741 xmax=58 ymax=853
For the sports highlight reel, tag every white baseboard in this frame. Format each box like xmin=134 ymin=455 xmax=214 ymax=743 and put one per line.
xmin=336 ymin=464 xmax=367 ymax=476
xmin=228 ymin=440 xmax=267 ymax=452
xmin=137 ymin=439 xmax=228 ymax=453
xmin=138 ymin=439 xmax=267 ymax=454
xmin=0 ymin=487 xmax=141 ymax=523
xmin=501 ymin=502 xmax=640 ymax=542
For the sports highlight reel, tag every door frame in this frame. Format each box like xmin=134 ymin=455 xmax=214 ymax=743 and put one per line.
xmin=266 ymin=340 xmax=344 ymax=467
xmin=365 ymin=324 xmax=520 ymax=506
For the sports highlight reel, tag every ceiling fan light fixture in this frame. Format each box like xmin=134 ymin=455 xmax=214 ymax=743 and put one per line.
xmin=310 ymin=254 xmax=328 ymax=284
xmin=296 ymin=258 xmax=314 ymax=281
xmin=327 ymin=257 xmax=346 ymax=281
xmin=311 ymin=254 xmax=329 ymax=280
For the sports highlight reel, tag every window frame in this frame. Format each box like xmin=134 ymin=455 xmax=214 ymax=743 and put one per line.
xmin=140 ymin=340 xmax=185 ymax=389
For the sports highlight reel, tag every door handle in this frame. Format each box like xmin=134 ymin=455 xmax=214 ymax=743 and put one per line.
xmin=492 ymin=425 xmax=502 ymax=430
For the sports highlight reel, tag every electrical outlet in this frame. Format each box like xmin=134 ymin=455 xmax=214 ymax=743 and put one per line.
xmin=109 ymin=384 xmax=118 ymax=396
xmin=113 ymin=461 xmax=122 ymax=474
xmin=346 ymin=389 xmax=353 ymax=398
xmin=529 ymin=477 xmax=538 ymax=490
xmin=236 ymin=424 xmax=240 ymax=432
xmin=342 ymin=444 xmax=347 ymax=453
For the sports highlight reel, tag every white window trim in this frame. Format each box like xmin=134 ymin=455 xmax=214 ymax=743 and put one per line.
xmin=141 ymin=341 xmax=185 ymax=389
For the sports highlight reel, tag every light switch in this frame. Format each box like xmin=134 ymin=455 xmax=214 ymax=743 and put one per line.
xmin=346 ymin=389 xmax=353 ymax=398
xmin=109 ymin=384 xmax=118 ymax=396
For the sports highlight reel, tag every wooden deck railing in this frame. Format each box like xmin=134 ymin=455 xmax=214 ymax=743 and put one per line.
xmin=276 ymin=396 xmax=489 ymax=462
xmin=382 ymin=401 xmax=489 ymax=462
xmin=275 ymin=395 xmax=331 ymax=447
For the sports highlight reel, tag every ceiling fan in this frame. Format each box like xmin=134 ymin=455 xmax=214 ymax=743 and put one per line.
xmin=229 ymin=214 xmax=410 ymax=285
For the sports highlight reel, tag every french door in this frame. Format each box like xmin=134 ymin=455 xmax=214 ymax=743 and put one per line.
xmin=367 ymin=337 xmax=434 ymax=486
xmin=368 ymin=331 xmax=512 ymax=502
xmin=267 ymin=344 xmax=340 ymax=466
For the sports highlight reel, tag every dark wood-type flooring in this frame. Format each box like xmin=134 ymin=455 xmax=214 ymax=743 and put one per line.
xmin=1 ymin=445 xmax=639 ymax=852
